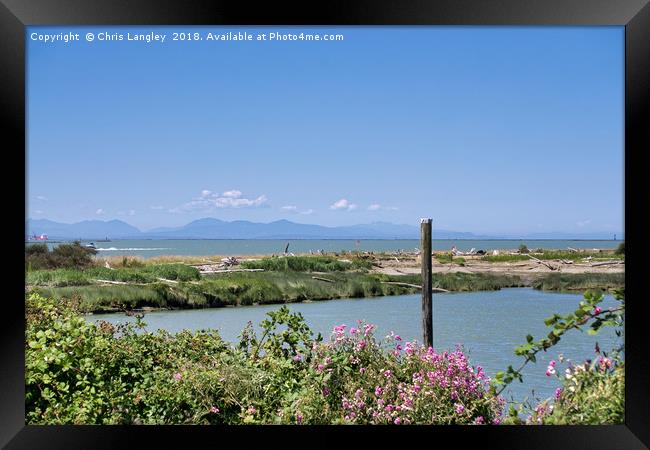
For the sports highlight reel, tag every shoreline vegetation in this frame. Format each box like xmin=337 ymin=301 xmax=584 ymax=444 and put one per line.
xmin=25 ymin=243 xmax=624 ymax=314
xmin=24 ymin=243 xmax=625 ymax=425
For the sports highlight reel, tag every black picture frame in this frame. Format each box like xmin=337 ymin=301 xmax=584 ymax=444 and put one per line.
xmin=2 ymin=0 xmax=647 ymax=448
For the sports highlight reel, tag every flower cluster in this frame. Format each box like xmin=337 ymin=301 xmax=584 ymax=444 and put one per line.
xmin=308 ymin=322 xmax=502 ymax=425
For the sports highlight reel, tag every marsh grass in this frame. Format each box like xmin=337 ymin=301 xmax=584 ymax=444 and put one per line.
xmin=240 ymin=256 xmax=372 ymax=272
xmin=532 ymin=273 xmax=625 ymax=292
xmin=481 ymin=250 xmax=623 ymax=263
xmin=34 ymin=272 xmax=418 ymax=313
xmin=26 ymin=264 xmax=200 ymax=287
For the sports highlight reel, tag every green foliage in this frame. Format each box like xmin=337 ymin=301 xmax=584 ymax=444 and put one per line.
xmin=494 ymin=289 xmax=625 ymax=425
xmin=26 ymin=242 xmax=97 ymax=270
xmin=481 ymin=250 xmax=623 ymax=263
xmin=240 ymin=256 xmax=371 ymax=272
xmin=25 ymin=293 xmax=501 ymax=425
xmin=27 ymin=264 xmax=201 ymax=287
xmin=531 ymin=360 xmax=624 ymax=425
xmin=532 ymin=273 xmax=624 ymax=292
xmin=518 ymin=244 xmax=529 ymax=254
xmin=35 ymin=271 xmax=524 ymax=313
xmin=615 ymin=242 xmax=624 ymax=255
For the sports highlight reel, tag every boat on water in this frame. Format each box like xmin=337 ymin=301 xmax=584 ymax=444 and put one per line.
xmin=84 ymin=242 xmax=97 ymax=249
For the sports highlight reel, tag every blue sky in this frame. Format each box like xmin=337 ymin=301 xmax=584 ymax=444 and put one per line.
xmin=27 ymin=26 xmax=624 ymax=234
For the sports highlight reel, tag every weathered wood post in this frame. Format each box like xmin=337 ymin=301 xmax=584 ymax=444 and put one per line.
xmin=420 ymin=218 xmax=433 ymax=348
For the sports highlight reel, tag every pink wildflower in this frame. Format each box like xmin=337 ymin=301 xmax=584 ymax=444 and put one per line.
xmin=173 ymin=372 xmax=182 ymax=381
xmin=454 ymin=403 xmax=465 ymax=414
xmin=375 ymin=386 xmax=383 ymax=396
xmin=247 ymin=406 xmax=257 ymax=415
xmin=359 ymin=367 xmax=366 ymax=375
xmin=394 ymin=417 xmax=402 ymax=425
xmin=593 ymin=306 xmax=602 ymax=314
xmin=554 ymin=388 xmax=562 ymax=399
xmin=322 ymin=387 xmax=330 ymax=397
xmin=210 ymin=406 xmax=220 ymax=414
xmin=383 ymin=369 xmax=392 ymax=378
xmin=293 ymin=354 xmax=302 ymax=362
xmin=295 ymin=412 xmax=303 ymax=424
xmin=474 ymin=416 xmax=485 ymax=424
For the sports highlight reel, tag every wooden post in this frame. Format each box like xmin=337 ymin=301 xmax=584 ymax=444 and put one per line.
xmin=420 ymin=218 xmax=433 ymax=348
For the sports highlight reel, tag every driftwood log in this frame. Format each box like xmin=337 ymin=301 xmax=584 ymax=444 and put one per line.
xmin=527 ymin=255 xmax=558 ymax=271
xmin=590 ymin=261 xmax=624 ymax=267
xmin=312 ymin=276 xmax=335 ymax=283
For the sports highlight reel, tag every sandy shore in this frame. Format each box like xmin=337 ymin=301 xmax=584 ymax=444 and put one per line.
xmin=371 ymin=253 xmax=624 ymax=281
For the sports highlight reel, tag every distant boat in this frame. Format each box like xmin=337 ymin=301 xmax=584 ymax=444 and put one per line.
xmin=84 ymin=242 xmax=97 ymax=249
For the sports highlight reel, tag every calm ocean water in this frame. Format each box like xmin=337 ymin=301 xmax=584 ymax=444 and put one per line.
xmin=40 ymin=239 xmax=621 ymax=259
xmin=93 ymin=288 xmax=622 ymax=410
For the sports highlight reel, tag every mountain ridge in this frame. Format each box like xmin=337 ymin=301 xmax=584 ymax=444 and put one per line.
xmin=25 ymin=218 xmax=623 ymax=240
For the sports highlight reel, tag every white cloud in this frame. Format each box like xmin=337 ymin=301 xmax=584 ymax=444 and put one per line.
xmin=330 ymin=198 xmax=358 ymax=211
xmin=282 ymin=205 xmax=314 ymax=215
xmin=95 ymin=209 xmax=105 ymax=215
xmin=222 ymin=190 xmax=242 ymax=199
xmin=577 ymin=219 xmax=592 ymax=227
xmin=172 ymin=190 xmax=268 ymax=213
xmin=367 ymin=203 xmax=398 ymax=211
xmin=36 ymin=195 xmax=48 ymax=201
xmin=34 ymin=210 xmax=43 ymax=214
xmin=128 ymin=209 xmax=136 ymax=216
xmin=150 ymin=205 xmax=164 ymax=210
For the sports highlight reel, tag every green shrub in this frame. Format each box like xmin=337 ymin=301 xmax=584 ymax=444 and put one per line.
xmin=26 ymin=295 xmax=503 ymax=425
xmin=518 ymin=244 xmax=529 ymax=254
xmin=530 ymin=359 xmax=624 ymax=425
xmin=26 ymin=242 xmax=97 ymax=270
xmin=615 ymin=242 xmax=624 ymax=255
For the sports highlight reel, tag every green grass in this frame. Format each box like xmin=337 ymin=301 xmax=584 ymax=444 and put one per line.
xmin=480 ymin=255 xmax=531 ymax=263
xmin=240 ymin=256 xmax=372 ymax=272
xmin=26 ymin=264 xmax=200 ymax=287
xmin=481 ymin=250 xmax=624 ymax=263
xmin=532 ymin=273 xmax=625 ymax=292
xmin=33 ymin=271 xmax=527 ymax=313
xmin=435 ymin=254 xmax=466 ymax=266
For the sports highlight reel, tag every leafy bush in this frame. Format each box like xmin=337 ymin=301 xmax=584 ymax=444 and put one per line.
xmin=25 ymin=294 xmax=502 ymax=425
xmin=494 ymin=289 xmax=625 ymax=425
xmin=615 ymin=242 xmax=624 ymax=255
xmin=26 ymin=242 xmax=97 ymax=270
xmin=529 ymin=356 xmax=624 ymax=425
xmin=518 ymin=244 xmax=529 ymax=254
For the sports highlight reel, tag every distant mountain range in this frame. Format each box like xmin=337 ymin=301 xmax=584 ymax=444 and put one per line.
xmin=25 ymin=218 xmax=623 ymax=241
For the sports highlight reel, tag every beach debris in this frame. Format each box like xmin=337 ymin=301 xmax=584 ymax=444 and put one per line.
xmin=527 ymin=255 xmax=558 ymax=271
xmin=568 ymin=247 xmax=579 ymax=252
xmin=590 ymin=260 xmax=624 ymax=267
xmin=312 ymin=276 xmax=335 ymax=283
xmin=492 ymin=250 xmax=500 ymax=256
xmin=218 ymin=256 xmax=240 ymax=269
xmin=284 ymin=242 xmax=290 ymax=254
